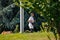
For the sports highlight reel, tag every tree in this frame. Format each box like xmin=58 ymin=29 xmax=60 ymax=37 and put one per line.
xmin=0 ymin=0 xmax=20 ymax=33
xmin=14 ymin=0 xmax=60 ymax=39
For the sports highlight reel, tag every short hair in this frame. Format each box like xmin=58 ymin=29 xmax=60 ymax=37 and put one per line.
xmin=30 ymin=11 xmax=35 ymax=14
xmin=31 ymin=11 xmax=34 ymax=13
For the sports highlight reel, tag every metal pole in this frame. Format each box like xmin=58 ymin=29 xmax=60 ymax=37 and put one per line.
xmin=20 ymin=1 xmax=24 ymax=33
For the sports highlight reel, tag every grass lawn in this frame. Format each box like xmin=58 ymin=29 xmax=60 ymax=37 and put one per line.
xmin=0 ymin=32 xmax=57 ymax=40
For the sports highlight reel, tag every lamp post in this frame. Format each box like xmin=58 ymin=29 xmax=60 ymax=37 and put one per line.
xmin=20 ymin=2 xmax=24 ymax=33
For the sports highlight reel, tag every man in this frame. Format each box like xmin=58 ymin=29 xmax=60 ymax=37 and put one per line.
xmin=28 ymin=12 xmax=35 ymax=32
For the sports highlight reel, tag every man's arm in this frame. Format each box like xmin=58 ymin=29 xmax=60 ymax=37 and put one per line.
xmin=28 ymin=17 xmax=32 ymax=23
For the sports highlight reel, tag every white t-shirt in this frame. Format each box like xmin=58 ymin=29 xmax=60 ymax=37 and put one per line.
xmin=28 ymin=16 xmax=34 ymax=29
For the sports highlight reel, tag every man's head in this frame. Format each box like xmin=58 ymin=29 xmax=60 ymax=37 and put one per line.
xmin=31 ymin=12 xmax=34 ymax=16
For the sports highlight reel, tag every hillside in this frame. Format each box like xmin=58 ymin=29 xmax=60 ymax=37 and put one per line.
xmin=0 ymin=32 xmax=57 ymax=40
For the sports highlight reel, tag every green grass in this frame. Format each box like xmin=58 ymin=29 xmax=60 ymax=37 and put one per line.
xmin=0 ymin=32 xmax=56 ymax=40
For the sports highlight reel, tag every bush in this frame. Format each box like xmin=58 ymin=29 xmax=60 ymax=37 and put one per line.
xmin=13 ymin=24 xmax=19 ymax=33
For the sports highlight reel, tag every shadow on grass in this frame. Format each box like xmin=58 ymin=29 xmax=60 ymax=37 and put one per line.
xmin=54 ymin=33 xmax=58 ymax=40
xmin=47 ymin=35 xmax=51 ymax=40
xmin=47 ymin=33 xmax=58 ymax=40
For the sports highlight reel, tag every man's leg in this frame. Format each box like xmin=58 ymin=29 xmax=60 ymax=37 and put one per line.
xmin=30 ymin=28 xmax=34 ymax=33
xmin=29 ymin=24 xmax=34 ymax=33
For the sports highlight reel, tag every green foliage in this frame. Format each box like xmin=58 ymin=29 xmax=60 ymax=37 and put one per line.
xmin=16 ymin=1 xmax=59 ymax=25
xmin=0 ymin=0 xmax=43 ymax=33
xmin=14 ymin=0 xmax=60 ymax=38
xmin=0 ymin=0 xmax=20 ymax=33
